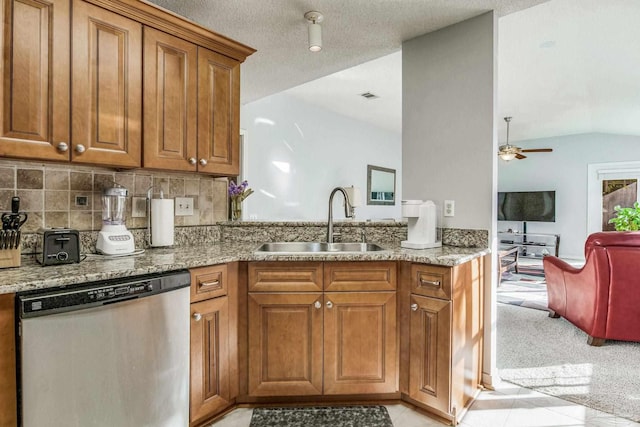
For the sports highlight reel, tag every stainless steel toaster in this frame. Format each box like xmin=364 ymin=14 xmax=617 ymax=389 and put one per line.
xmin=36 ymin=228 xmax=81 ymax=266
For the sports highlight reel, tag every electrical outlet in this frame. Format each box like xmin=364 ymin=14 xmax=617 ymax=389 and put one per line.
xmin=75 ymin=195 xmax=88 ymax=207
xmin=444 ymin=200 xmax=455 ymax=217
xmin=132 ymin=197 xmax=147 ymax=218
xmin=175 ymin=197 xmax=194 ymax=216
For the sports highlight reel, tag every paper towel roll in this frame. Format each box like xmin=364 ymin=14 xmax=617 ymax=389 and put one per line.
xmin=345 ymin=186 xmax=363 ymax=207
xmin=151 ymin=199 xmax=174 ymax=247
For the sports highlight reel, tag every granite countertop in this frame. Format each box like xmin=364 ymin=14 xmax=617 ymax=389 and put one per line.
xmin=0 ymin=242 xmax=490 ymax=295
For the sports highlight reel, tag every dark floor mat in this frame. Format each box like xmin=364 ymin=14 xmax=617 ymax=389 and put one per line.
xmin=249 ymin=405 xmax=393 ymax=427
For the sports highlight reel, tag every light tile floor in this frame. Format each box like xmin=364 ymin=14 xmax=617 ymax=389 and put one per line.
xmin=210 ymin=380 xmax=640 ymax=427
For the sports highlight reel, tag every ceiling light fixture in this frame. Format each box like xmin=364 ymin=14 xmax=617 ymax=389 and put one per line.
xmin=499 ymin=117 xmax=517 ymax=161
xmin=304 ymin=11 xmax=324 ymax=52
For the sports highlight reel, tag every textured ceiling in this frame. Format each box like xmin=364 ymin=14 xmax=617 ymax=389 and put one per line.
xmin=146 ymin=0 xmax=640 ymax=142
xmin=146 ymin=0 xmax=548 ymax=104
xmin=498 ymin=0 xmax=640 ymax=142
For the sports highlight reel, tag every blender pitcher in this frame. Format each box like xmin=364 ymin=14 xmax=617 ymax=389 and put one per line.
xmin=96 ymin=185 xmax=136 ymax=255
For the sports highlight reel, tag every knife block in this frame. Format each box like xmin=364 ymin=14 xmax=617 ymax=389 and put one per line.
xmin=0 ymin=247 xmax=20 ymax=268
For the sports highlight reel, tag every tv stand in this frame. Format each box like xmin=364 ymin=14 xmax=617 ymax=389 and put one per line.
xmin=498 ymin=230 xmax=560 ymax=272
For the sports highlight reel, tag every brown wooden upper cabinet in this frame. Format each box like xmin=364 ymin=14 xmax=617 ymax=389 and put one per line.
xmin=0 ymin=0 xmax=70 ymax=162
xmin=1 ymin=0 xmax=141 ymax=167
xmin=72 ymin=0 xmax=142 ymax=167
xmin=143 ymin=39 xmax=241 ymax=175
xmin=1 ymin=0 xmax=254 ymax=174
xmin=143 ymin=27 xmax=198 ymax=171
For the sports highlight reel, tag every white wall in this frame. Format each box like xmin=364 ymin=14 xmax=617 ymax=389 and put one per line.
xmin=402 ymin=13 xmax=496 ymax=230
xmin=498 ymin=132 xmax=640 ymax=259
xmin=240 ymin=93 xmax=402 ymax=221
xmin=402 ymin=12 xmax=498 ymax=385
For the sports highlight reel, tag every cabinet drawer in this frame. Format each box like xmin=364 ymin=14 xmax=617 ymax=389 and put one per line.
xmin=410 ymin=264 xmax=452 ymax=300
xmin=248 ymin=262 xmax=323 ymax=292
xmin=324 ymin=262 xmax=396 ymax=291
xmin=190 ymin=264 xmax=227 ymax=302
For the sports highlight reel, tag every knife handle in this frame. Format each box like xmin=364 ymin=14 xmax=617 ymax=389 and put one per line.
xmin=11 ymin=197 xmax=20 ymax=214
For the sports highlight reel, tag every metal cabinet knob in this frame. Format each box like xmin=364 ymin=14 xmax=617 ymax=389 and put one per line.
xmin=193 ymin=312 xmax=202 ymax=321
xmin=75 ymin=144 xmax=86 ymax=153
xmin=326 ymin=301 xmax=333 ymax=309
xmin=314 ymin=301 xmax=321 ymax=309
xmin=188 ymin=157 xmax=197 ymax=165
xmin=411 ymin=303 xmax=418 ymax=311
xmin=57 ymin=142 xmax=69 ymax=152
xmin=199 ymin=158 xmax=208 ymax=166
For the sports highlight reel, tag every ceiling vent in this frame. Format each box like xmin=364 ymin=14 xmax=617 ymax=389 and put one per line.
xmin=360 ymin=92 xmax=379 ymax=100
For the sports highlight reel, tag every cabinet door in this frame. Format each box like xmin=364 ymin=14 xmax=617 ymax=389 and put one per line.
xmin=190 ymin=296 xmax=230 ymax=425
xmin=248 ymin=292 xmax=323 ymax=396
xmin=197 ymin=47 xmax=240 ymax=175
xmin=71 ymin=0 xmax=141 ymax=167
xmin=409 ymin=294 xmax=451 ymax=414
xmin=323 ymin=292 xmax=397 ymax=395
xmin=0 ymin=0 xmax=70 ymax=161
xmin=143 ymin=26 xmax=197 ymax=171
xmin=0 ymin=293 xmax=16 ymax=427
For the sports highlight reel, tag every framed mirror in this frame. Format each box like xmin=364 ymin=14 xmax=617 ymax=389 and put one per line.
xmin=367 ymin=165 xmax=396 ymax=205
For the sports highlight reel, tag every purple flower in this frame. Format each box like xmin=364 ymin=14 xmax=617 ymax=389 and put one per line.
xmin=228 ymin=180 xmax=253 ymax=200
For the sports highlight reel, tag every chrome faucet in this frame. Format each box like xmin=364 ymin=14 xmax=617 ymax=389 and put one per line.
xmin=327 ymin=187 xmax=354 ymax=243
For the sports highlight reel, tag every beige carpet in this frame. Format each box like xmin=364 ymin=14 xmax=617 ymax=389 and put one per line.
xmin=497 ymin=304 xmax=640 ymax=422
xmin=497 ymin=272 xmax=548 ymax=311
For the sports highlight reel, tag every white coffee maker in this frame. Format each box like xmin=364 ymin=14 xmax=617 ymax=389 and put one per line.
xmin=96 ymin=185 xmax=136 ymax=255
xmin=401 ymin=200 xmax=442 ymax=249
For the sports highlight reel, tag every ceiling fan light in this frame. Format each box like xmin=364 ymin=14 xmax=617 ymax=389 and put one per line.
xmin=499 ymin=152 xmax=517 ymax=161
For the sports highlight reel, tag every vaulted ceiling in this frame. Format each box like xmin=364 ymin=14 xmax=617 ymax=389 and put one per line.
xmin=148 ymin=0 xmax=640 ymax=143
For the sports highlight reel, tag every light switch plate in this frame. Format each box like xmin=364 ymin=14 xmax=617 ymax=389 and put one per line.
xmin=175 ymin=197 xmax=194 ymax=216
xmin=444 ymin=200 xmax=455 ymax=217
xmin=132 ymin=197 xmax=147 ymax=218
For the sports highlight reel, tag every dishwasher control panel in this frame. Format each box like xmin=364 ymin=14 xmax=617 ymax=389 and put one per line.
xmin=17 ymin=270 xmax=190 ymax=318
xmin=87 ymin=282 xmax=153 ymax=301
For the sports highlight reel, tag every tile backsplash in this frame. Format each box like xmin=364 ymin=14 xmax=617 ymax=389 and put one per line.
xmin=0 ymin=159 xmax=229 ymax=232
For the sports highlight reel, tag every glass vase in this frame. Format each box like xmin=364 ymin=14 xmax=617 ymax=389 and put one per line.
xmin=231 ymin=197 xmax=242 ymax=221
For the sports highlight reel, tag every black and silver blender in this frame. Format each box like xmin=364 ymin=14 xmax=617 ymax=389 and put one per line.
xmin=96 ymin=185 xmax=135 ymax=255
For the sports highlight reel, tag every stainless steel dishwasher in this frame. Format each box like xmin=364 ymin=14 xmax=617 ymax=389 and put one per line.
xmin=16 ymin=270 xmax=191 ymax=427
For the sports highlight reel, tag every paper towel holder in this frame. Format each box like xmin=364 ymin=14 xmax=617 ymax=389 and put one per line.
xmin=146 ymin=187 xmax=175 ymax=247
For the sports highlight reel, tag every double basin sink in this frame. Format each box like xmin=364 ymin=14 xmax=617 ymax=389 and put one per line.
xmin=255 ymin=242 xmax=387 ymax=254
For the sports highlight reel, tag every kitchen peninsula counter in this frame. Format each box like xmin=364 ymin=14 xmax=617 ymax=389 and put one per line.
xmin=0 ymin=243 xmax=489 ymax=294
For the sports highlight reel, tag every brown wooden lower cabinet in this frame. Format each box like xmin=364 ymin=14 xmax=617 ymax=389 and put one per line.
xmin=403 ymin=258 xmax=485 ymax=424
xmin=0 ymin=293 xmax=17 ymax=427
xmin=190 ymin=296 xmax=230 ymax=426
xmin=248 ymin=292 xmax=324 ymax=396
xmin=189 ymin=263 xmax=238 ymax=427
xmin=246 ymin=261 xmax=399 ymax=399
xmin=323 ymin=291 xmax=397 ymax=395
xmin=408 ymin=294 xmax=452 ymax=413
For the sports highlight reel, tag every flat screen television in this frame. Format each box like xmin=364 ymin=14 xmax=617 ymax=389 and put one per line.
xmin=498 ymin=191 xmax=556 ymax=222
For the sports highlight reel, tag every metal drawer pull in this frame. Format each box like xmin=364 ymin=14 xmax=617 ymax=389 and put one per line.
xmin=419 ymin=278 xmax=441 ymax=287
xmin=200 ymin=279 xmax=220 ymax=287
xmin=193 ymin=312 xmax=202 ymax=321
xmin=411 ymin=303 xmax=418 ymax=311
xmin=57 ymin=142 xmax=69 ymax=152
xmin=314 ymin=301 xmax=322 ymax=309
xmin=326 ymin=301 xmax=333 ymax=309
xmin=188 ymin=157 xmax=197 ymax=165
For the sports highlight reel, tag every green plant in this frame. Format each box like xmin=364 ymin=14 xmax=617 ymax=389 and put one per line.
xmin=609 ymin=201 xmax=640 ymax=231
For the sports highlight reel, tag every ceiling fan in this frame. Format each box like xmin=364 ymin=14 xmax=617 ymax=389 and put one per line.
xmin=498 ymin=117 xmax=552 ymax=161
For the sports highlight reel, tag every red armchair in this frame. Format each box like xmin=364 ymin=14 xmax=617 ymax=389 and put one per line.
xmin=543 ymin=232 xmax=640 ymax=346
